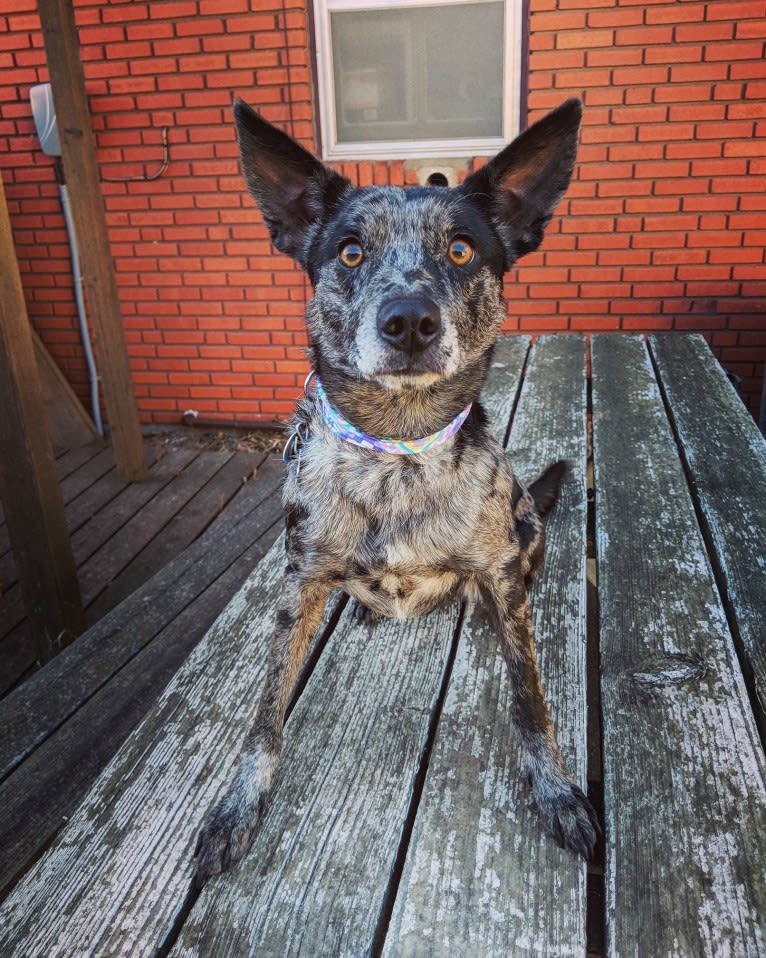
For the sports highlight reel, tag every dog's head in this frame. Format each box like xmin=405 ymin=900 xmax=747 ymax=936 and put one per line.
xmin=233 ymin=99 xmax=581 ymax=392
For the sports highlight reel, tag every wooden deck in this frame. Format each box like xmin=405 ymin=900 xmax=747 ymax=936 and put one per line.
xmin=1 ymin=334 xmax=764 ymax=957
xmin=0 ymin=429 xmax=284 ymax=696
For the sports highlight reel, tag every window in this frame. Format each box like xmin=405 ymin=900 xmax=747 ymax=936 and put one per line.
xmin=312 ymin=0 xmax=523 ymax=160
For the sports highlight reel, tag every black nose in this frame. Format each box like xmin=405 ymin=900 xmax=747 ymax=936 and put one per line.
xmin=377 ymin=297 xmax=442 ymax=356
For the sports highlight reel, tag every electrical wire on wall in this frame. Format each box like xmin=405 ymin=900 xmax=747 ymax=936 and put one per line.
xmin=101 ymin=127 xmax=170 ymax=183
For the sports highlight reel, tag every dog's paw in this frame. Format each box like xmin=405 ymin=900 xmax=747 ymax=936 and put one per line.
xmin=351 ymin=598 xmax=379 ymax=626
xmin=534 ymin=778 xmax=601 ymax=861
xmin=193 ymin=793 xmax=263 ymax=888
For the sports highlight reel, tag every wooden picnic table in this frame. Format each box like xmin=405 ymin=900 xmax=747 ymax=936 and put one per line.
xmin=1 ymin=333 xmax=764 ymax=957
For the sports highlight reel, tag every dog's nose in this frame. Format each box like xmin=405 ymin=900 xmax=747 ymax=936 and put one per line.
xmin=377 ymin=297 xmax=442 ymax=356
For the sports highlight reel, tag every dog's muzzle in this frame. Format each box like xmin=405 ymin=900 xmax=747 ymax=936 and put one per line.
xmin=377 ymin=296 xmax=441 ymax=357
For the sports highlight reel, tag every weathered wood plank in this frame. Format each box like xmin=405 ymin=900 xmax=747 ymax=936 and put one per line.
xmin=0 ymin=338 xmax=527 ymax=957
xmin=0 ymin=443 xmax=112 ymax=562
xmin=481 ymin=335 xmax=530 ymax=439
xmin=32 ymin=327 xmax=102 ymax=449
xmin=79 ymin=450 xmax=232 ymax=614
xmin=591 ymin=335 xmax=766 ymax=958
xmin=0 ymin=447 xmax=200 ymax=661
xmin=0 ymin=539 xmax=287 ymax=955
xmin=68 ymin=445 xmax=198 ymax=568
xmin=0 ymin=447 xmax=120 ymax=604
xmin=0 ymin=489 xmax=284 ymax=896
xmin=382 ymin=334 xmax=590 ymax=957
xmin=649 ymin=332 xmax=766 ymax=734
xmin=175 ymin=605 xmax=460 ymax=958
xmin=0 ymin=453 xmax=285 ymax=783
xmin=85 ymin=450 xmax=268 ymax=623
xmin=0 ymin=170 xmax=83 ymax=663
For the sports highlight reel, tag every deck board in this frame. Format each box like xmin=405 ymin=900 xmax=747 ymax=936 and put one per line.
xmin=85 ymin=449 xmax=268 ymax=623
xmin=0 ymin=445 xmax=285 ymax=896
xmin=0 ymin=441 xmax=279 ymax=694
xmin=649 ymin=332 xmax=766 ymax=735
xmin=591 ymin=335 xmax=766 ymax=957
xmin=382 ymin=335 xmax=590 ymax=957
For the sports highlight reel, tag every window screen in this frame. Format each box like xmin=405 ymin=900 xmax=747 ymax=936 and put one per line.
xmin=330 ymin=3 xmax=505 ymax=144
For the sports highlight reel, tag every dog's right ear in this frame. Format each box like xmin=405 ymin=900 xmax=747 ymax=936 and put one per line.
xmin=233 ymin=99 xmax=351 ymax=267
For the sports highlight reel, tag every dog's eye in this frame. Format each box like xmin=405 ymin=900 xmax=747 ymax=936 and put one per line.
xmin=447 ymin=237 xmax=475 ymax=267
xmin=338 ymin=241 xmax=364 ymax=269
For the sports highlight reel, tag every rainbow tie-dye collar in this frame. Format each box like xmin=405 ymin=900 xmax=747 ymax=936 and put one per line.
xmin=314 ymin=376 xmax=472 ymax=456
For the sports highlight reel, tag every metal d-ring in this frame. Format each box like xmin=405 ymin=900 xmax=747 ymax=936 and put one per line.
xmin=283 ymin=370 xmax=317 ymax=470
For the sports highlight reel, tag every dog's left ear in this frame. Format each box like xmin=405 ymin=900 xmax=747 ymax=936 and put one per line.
xmin=461 ymin=99 xmax=582 ymax=266
xmin=233 ymin=99 xmax=351 ymax=266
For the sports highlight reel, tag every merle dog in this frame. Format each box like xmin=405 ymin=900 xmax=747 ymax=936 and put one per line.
xmin=194 ymin=97 xmax=600 ymax=886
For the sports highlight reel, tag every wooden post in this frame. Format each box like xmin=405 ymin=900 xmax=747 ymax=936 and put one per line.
xmin=37 ymin=0 xmax=146 ymax=482
xmin=0 ymin=173 xmax=84 ymax=664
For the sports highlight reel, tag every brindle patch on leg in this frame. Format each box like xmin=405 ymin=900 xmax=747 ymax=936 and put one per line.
xmin=483 ymin=556 xmax=600 ymax=860
xmin=194 ymin=575 xmax=329 ymax=886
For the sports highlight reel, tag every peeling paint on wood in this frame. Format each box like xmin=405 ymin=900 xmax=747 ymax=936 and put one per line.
xmin=382 ymin=335 xmax=590 ymax=957
xmin=649 ymin=332 xmax=766 ymax=732
xmin=591 ymin=335 xmax=766 ymax=958
xmin=0 ymin=545 xmax=288 ymax=957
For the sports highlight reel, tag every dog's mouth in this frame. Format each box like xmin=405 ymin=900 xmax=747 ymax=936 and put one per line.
xmin=376 ymin=369 xmax=443 ymax=390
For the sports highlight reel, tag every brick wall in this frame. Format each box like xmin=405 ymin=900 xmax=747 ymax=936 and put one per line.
xmin=0 ymin=0 xmax=764 ymax=426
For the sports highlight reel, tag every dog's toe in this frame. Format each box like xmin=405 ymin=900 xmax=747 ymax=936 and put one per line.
xmin=535 ymin=779 xmax=601 ymax=862
xmin=193 ymin=796 xmax=261 ymax=888
xmin=351 ymin=599 xmax=378 ymax=626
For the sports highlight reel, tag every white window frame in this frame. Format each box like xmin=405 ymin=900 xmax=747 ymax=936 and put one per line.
xmin=312 ymin=0 xmax=523 ymax=161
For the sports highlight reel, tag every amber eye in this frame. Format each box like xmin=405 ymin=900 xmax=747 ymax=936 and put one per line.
xmin=338 ymin=240 xmax=364 ymax=268
xmin=448 ymin=237 xmax=475 ymax=266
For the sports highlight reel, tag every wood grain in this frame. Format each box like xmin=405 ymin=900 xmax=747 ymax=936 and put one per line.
xmin=649 ymin=332 xmax=766 ymax=734
xmin=0 ymin=540 xmax=289 ymax=956
xmin=591 ymin=335 xmax=766 ymax=958
xmin=0 ymin=454 xmax=285 ymax=783
xmin=0 ymin=489 xmax=284 ymax=897
xmin=382 ymin=335 xmax=590 ymax=957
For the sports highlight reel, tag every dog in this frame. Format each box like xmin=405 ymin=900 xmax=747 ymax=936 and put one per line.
xmin=193 ymin=97 xmax=600 ymax=886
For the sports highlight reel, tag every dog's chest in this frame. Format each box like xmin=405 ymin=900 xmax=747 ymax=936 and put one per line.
xmin=291 ymin=437 xmax=511 ymax=619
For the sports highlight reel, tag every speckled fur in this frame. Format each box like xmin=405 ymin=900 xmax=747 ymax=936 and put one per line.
xmin=194 ymin=98 xmax=600 ymax=887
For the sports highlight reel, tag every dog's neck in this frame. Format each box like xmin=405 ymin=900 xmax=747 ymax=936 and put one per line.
xmin=312 ymin=350 xmax=493 ymax=439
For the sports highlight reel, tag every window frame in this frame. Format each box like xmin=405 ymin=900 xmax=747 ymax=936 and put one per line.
xmin=312 ymin=0 xmax=523 ymax=161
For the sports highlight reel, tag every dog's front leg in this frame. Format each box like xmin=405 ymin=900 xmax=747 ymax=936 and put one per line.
xmin=483 ymin=556 xmax=600 ymax=860
xmin=194 ymin=573 xmax=329 ymax=886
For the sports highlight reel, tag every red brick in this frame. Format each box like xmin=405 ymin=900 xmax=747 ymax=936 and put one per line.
xmin=150 ymin=1 xmax=198 ymax=18
xmin=707 ymin=1 xmax=766 ymax=20
xmin=677 ymin=22 xmax=734 ymax=42
xmin=587 ymin=7 xmax=643 ymax=27
xmin=705 ymin=41 xmax=764 ymax=61
xmin=586 ymin=48 xmax=643 ymax=67
xmin=614 ymin=66 xmax=672 ymax=87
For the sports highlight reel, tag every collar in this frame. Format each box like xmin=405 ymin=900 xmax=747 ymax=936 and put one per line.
xmin=314 ymin=375 xmax=472 ymax=456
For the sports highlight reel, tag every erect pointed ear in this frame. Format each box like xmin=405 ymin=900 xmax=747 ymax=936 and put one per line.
xmin=461 ymin=99 xmax=582 ymax=267
xmin=233 ymin=99 xmax=351 ymax=267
